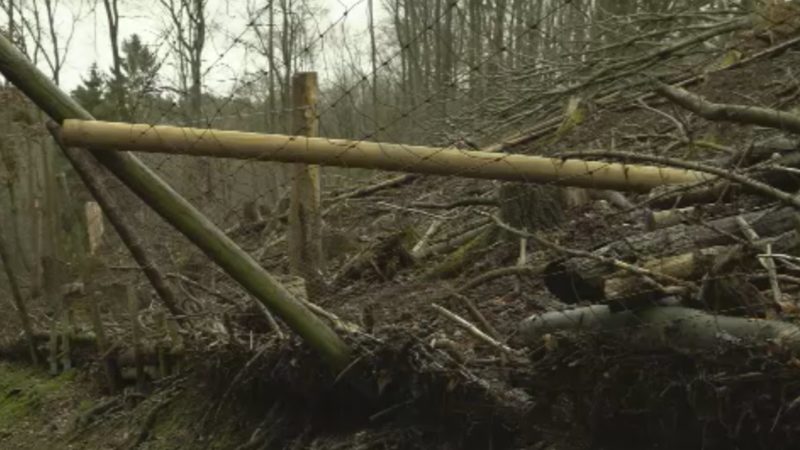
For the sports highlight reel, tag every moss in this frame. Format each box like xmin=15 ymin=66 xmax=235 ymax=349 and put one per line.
xmin=76 ymin=399 xmax=94 ymax=414
xmin=548 ymin=96 xmax=587 ymax=145
xmin=0 ymin=363 xmax=74 ymax=426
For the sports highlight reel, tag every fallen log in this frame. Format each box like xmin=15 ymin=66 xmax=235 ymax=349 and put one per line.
xmin=519 ymin=305 xmax=800 ymax=353
xmin=656 ymin=83 xmax=800 ymax=135
xmin=603 ymin=246 xmax=725 ymax=309
xmin=414 ymin=220 xmax=492 ymax=260
xmin=60 ymin=119 xmax=712 ymax=193
xmin=643 ymin=206 xmax=698 ymax=230
xmin=544 ymin=206 xmax=798 ymax=303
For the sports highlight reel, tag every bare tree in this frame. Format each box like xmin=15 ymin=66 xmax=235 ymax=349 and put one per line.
xmin=159 ymin=0 xmax=210 ymax=206
xmin=102 ymin=0 xmax=127 ymax=118
xmin=368 ymin=0 xmax=379 ymax=137
xmin=159 ymin=0 xmax=206 ymax=122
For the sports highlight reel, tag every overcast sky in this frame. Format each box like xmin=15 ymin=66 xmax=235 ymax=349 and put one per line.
xmin=4 ymin=0 xmax=380 ymax=94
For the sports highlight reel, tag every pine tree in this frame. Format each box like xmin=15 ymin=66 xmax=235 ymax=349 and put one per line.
xmin=121 ymin=33 xmax=159 ymax=93
xmin=70 ymin=63 xmax=107 ymax=117
xmin=107 ymin=33 xmax=161 ymax=120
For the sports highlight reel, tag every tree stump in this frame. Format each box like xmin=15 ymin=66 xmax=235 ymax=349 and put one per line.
xmin=498 ymin=183 xmax=565 ymax=232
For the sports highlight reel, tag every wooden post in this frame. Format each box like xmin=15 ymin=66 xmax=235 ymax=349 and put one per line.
xmin=288 ymin=73 xmax=324 ymax=298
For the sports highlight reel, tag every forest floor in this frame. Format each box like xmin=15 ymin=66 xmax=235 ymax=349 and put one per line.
xmin=3 ymin=18 xmax=800 ymax=450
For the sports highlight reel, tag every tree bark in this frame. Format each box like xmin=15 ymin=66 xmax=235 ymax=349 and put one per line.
xmin=60 ymin=119 xmax=713 ymax=193
xmin=544 ymin=206 xmax=798 ymax=303
xmin=520 ymin=305 xmax=800 ymax=354
xmin=288 ymin=72 xmax=324 ymax=298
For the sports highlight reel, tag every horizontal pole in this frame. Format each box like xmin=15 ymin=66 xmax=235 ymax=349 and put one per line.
xmin=60 ymin=120 xmax=714 ymax=193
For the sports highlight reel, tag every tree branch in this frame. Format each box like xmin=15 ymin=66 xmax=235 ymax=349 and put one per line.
xmin=656 ymin=83 xmax=800 ymax=134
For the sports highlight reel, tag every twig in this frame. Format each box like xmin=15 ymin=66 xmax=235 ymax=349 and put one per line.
xmin=369 ymin=399 xmax=414 ymax=423
xmin=456 ymin=264 xmax=545 ymax=293
xmin=253 ymin=300 xmax=285 ymax=339
xmin=431 ymin=303 xmax=518 ymax=355
xmin=636 ymin=97 xmax=690 ymax=142
xmin=299 ymin=298 xmax=361 ymax=334
xmin=444 ymin=286 xmax=500 ymax=340
xmin=736 ymin=216 xmax=782 ymax=311
xmin=328 ymin=174 xmax=419 ymax=202
xmin=411 ymin=218 xmax=443 ymax=258
xmin=761 ymin=253 xmax=800 ymax=264
xmin=165 ymin=272 xmax=233 ymax=304
xmin=372 ymin=201 xmax=449 ymax=219
xmin=750 ymin=273 xmax=800 ymax=287
xmin=411 ymin=197 xmax=499 ymax=209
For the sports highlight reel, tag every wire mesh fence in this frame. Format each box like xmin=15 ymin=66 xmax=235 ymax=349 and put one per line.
xmin=2 ymin=0 xmax=800 ymax=443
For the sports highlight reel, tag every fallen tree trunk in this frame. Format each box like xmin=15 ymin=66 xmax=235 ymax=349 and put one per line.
xmin=414 ymin=220 xmax=492 ymax=260
xmin=60 ymin=119 xmax=713 ymax=193
xmin=643 ymin=206 xmax=697 ymax=230
xmin=520 ymin=305 xmax=800 ymax=353
xmin=603 ymin=246 xmax=725 ymax=308
xmin=544 ymin=206 xmax=797 ymax=303
xmin=657 ymin=83 xmax=800 ymax=135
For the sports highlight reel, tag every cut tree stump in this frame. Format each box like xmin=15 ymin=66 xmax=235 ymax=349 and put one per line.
xmin=498 ymin=183 xmax=565 ymax=233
